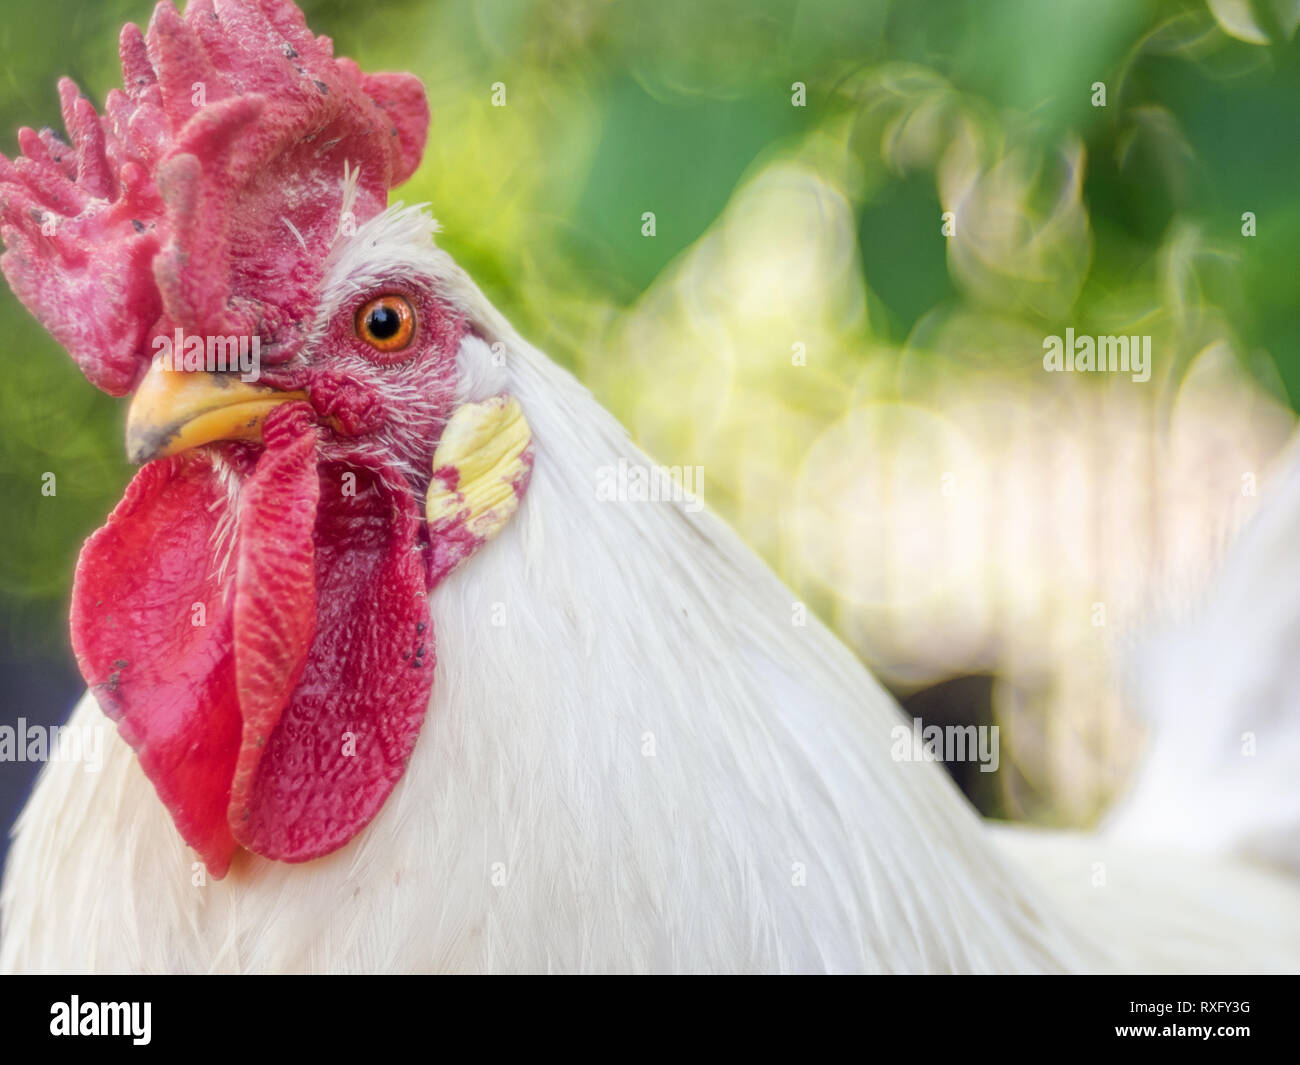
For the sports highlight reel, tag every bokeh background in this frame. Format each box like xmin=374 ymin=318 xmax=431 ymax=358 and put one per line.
xmin=2 ymin=0 xmax=1299 ymax=867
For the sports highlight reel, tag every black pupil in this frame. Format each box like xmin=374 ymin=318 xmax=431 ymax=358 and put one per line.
xmin=367 ymin=305 xmax=401 ymax=339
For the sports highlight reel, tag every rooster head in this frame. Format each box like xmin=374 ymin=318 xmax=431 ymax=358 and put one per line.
xmin=0 ymin=0 xmax=533 ymax=877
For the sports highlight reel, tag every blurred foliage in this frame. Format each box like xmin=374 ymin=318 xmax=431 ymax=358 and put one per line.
xmin=1 ymin=0 xmax=1299 ymax=823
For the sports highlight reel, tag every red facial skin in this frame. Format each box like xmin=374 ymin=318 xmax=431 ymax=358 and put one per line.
xmin=0 ymin=1 xmax=517 ymax=876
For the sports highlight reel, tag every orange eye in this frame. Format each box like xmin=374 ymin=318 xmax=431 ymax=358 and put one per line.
xmin=355 ymin=295 xmax=416 ymax=353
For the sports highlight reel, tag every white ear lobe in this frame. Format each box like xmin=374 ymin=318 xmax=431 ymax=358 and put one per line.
xmin=425 ymin=394 xmax=534 ymax=584
xmin=454 ymin=333 xmax=511 ymax=404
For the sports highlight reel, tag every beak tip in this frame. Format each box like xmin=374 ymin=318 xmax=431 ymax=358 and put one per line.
xmin=124 ymin=427 xmax=167 ymax=466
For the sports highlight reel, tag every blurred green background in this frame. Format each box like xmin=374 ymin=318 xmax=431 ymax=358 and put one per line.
xmin=1 ymin=0 xmax=1299 ymax=848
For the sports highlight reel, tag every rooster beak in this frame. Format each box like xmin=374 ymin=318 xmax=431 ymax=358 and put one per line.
xmin=125 ymin=361 xmax=309 ymax=464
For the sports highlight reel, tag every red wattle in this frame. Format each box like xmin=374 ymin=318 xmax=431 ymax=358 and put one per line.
xmin=70 ymin=409 xmax=435 ymax=875
xmin=228 ymin=407 xmax=321 ymax=841
xmin=232 ymin=452 xmax=433 ymax=862
xmin=71 ymin=450 xmax=251 ymax=876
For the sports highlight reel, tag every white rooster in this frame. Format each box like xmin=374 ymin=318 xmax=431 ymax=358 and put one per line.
xmin=0 ymin=0 xmax=1296 ymax=973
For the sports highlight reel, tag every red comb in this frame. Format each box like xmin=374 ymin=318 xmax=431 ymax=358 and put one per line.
xmin=0 ymin=0 xmax=428 ymax=395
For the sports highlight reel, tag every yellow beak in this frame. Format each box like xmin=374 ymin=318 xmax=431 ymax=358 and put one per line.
xmin=125 ymin=361 xmax=308 ymax=464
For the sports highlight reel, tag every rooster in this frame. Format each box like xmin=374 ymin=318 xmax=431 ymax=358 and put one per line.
xmin=0 ymin=0 xmax=1296 ymax=973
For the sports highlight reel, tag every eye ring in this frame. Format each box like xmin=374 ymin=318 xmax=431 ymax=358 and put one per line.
xmin=355 ymin=294 xmax=416 ymax=353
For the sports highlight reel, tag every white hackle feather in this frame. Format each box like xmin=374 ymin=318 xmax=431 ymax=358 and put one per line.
xmin=2 ymin=207 xmax=1296 ymax=973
